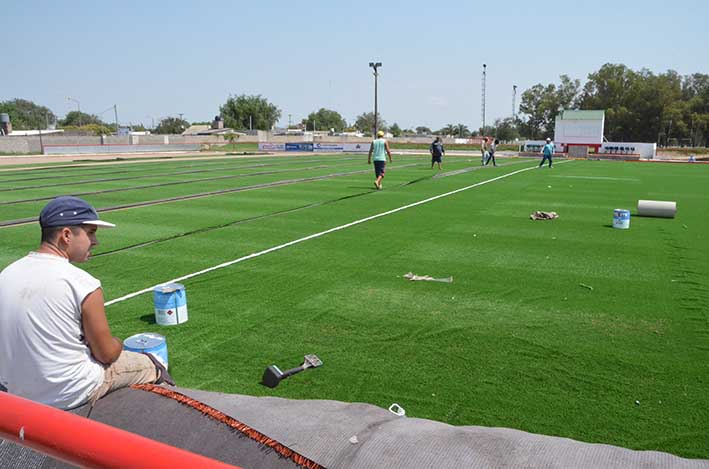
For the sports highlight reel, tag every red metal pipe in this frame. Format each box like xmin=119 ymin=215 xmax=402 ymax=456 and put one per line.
xmin=0 ymin=392 xmax=241 ymax=469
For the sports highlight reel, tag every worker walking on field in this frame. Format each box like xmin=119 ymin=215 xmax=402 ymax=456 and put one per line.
xmin=368 ymin=130 xmax=393 ymax=190
xmin=430 ymin=137 xmax=445 ymax=170
xmin=539 ymin=137 xmax=554 ymax=168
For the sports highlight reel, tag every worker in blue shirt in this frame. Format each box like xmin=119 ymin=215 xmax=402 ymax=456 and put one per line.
xmin=539 ymin=138 xmax=554 ymax=168
xmin=368 ymin=130 xmax=393 ymax=190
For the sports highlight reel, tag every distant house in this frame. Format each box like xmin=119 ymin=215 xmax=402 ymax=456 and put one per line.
xmin=181 ymin=125 xmax=211 ymax=136
xmin=182 ymin=116 xmax=244 ymax=136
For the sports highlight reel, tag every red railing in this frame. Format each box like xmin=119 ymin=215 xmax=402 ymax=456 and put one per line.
xmin=0 ymin=392 xmax=240 ymax=469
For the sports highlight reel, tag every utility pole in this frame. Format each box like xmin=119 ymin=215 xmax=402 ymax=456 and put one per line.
xmin=67 ymin=97 xmax=81 ymax=127
xmin=512 ymin=85 xmax=517 ymax=120
xmin=481 ymin=64 xmax=487 ymax=135
xmin=369 ymin=62 xmax=382 ymax=136
xmin=113 ymin=105 xmax=119 ymax=133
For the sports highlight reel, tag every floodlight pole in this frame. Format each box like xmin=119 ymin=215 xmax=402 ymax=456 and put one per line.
xmin=67 ymin=97 xmax=81 ymax=127
xmin=481 ymin=64 xmax=486 ymax=134
xmin=369 ymin=62 xmax=382 ymax=136
xmin=113 ymin=105 xmax=119 ymax=133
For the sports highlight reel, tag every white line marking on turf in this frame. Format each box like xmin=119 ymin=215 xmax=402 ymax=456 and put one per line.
xmin=551 ymin=175 xmax=639 ymax=181
xmin=105 ymin=161 xmax=570 ymax=306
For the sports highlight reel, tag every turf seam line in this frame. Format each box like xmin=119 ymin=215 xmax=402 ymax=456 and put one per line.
xmin=93 ymin=164 xmax=503 ymax=256
xmin=105 ymin=161 xmax=569 ymax=306
xmin=0 ymin=162 xmax=276 ymax=191
xmin=93 ymin=187 xmax=376 ymax=257
xmin=0 ymin=162 xmax=421 ymax=227
xmin=0 ymin=165 xmax=332 ymax=205
xmin=0 ymin=155 xmax=361 ymax=187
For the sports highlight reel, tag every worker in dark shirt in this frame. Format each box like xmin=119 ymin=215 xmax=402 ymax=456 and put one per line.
xmin=430 ymin=137 xmax=445 ymax=170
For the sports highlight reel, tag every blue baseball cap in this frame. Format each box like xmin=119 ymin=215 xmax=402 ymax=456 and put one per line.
xmin=39 ymin=196 xmax=116 ymax=228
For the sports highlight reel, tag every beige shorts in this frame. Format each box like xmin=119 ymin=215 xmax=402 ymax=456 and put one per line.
xmin=89 ymin=350 xmax=157 ymax=405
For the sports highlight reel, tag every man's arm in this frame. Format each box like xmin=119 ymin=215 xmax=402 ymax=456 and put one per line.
xmin=82 ymin=288 xmax=123 ymax=365
xmin=367 ymin=143 xmax=373 ymax=164
xmin=385 ymin=141 xmax=393 ymax=162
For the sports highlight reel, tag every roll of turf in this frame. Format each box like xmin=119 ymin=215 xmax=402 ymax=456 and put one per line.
xmin=637 ymin=200 xmax=677 ymax=218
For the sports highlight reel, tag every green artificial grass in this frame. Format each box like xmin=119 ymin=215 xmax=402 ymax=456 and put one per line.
xmin=0 ymin=155 xmax=707 ymax=458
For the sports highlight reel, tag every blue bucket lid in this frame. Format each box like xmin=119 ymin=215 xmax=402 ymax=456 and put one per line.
xmin=124 ymin=332 xmax=165 ymax=349
xmin=154 ymin=283 xmax=184 ymax=294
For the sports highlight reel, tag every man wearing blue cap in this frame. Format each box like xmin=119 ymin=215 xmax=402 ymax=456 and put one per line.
xmin=0 ymin=196 xmax=173 ymax=410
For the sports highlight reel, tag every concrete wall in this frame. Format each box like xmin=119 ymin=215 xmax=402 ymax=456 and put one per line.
xmin=1 ymin=132 xmax=462 ymax=155
xmin=0 ymin=137 xmax=32 ymax=154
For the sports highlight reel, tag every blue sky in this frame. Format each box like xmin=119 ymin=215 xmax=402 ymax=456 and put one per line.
xmin=3 ymin=0 xmax=707 ymax=130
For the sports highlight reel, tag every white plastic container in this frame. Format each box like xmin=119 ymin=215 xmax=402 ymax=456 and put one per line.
xmin=153 ymin=283 xmax=188 ymax=326
xmin=123 ymin=333 xmax=169 ymax=370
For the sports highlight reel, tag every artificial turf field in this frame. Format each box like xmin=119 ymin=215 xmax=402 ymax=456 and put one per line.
xmin=1 ymin=153 xmax=707 ymax=458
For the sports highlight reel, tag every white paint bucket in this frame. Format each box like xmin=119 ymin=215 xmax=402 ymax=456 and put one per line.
xmin=613 ymin=209 xmax=630 ymax=229
xmin=123 ymin=333 xmax=169 ymax=370
xmin=153 ymin=283 xmax=188 ymax=326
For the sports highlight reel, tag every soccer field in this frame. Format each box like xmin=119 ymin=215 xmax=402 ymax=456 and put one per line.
xmin=1 ymin=153 xmax=707 ymax=458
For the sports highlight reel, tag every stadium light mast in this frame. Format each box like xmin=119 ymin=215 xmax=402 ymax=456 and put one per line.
xmin=369 ymin=62 xmax=382 ymax=136
xmin=66 ymin=97 xmax=82 ymax=127
xmin=481 ymin=64 xmax=486 ymax=135
xmin=512 ymin=85 xmax=517 ymax=120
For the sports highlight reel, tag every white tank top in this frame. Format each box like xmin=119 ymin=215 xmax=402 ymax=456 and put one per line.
xmin=0 ymin=252 xmax=105 ymax=409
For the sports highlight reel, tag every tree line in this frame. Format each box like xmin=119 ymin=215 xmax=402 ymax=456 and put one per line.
xmin=517 ymin=63 xmax=709 ymax=146
xmin=3 ymin=64 xmax=707 ymax=145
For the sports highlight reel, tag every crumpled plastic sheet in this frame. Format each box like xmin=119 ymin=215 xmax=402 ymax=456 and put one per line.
xmin=530 ymin=211 xmax=559 ymax=220
xmin=403 ymin=272 xmax=453 ymax=283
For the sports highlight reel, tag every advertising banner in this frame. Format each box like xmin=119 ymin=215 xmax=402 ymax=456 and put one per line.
xmin=342 ymin=143 xmax=371 ymax=153
xmin=313 ymin=143 xmax=344 ymax=153
xmin=258 ymin=142 xmax=286 ymax=151
xmin=285 ymin=143 xmax=314 ymax=152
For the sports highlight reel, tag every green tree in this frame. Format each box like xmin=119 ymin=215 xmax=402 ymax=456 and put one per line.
xmin=220 ymin=94 xmax=281 ymax=131
xmin=389 ymin=123 xmax=402 ymax=137
xmin=354 ymin=112 xmax=387 ymax=135
xmin=302 ymin=108 xmax=346 ymax=132
xmin=438 ymin=124 xmax=457 ymax=136
xmin=154 ymin=117 xmax=189 ymax=134
xmin=0 ymin=99 xmax=56 ymax=130
xmin=60 ymin=111 xmax=105 ymax=127
xmin=492 ymin=117 xmax=520 ymax=141
xmin=415 ymin=126 xmax=431 ymax=135
xmin=518 ymin=75 xmax=580 ymax=139
xmin=222 ymin=132 xmax=239 ymax=149
xmin=455 ymin=123 xmax=470 ymax=138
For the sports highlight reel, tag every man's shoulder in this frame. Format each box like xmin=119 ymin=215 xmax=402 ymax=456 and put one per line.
xmin=3 ymin=253 xmax=97 ymax=283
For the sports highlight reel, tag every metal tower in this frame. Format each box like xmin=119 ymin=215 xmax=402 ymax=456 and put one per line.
xmin=512 ymin=85 xmax=517 ymax=120
xmin=481 ymin=64 xmax=487 ymax=133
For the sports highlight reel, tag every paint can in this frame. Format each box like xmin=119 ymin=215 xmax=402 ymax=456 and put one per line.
xmin=612 ymin=209 xmax=630 ymax=229
xmin=153 ymin=283 xmax=188 ymax=326
xmin=123 ymin=333 xmax=169 ymax=370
